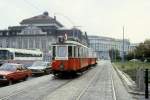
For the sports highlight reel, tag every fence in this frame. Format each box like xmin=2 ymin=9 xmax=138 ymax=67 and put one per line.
xmin=136 ymin=68 xmax=149 ymax=98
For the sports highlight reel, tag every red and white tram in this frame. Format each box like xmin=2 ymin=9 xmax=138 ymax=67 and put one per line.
xmin=51 ymin=36 xmax=97 ymax=76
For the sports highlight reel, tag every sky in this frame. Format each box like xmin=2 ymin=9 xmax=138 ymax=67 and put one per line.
xmin=0 ymin=0 xmax=150 ymax=43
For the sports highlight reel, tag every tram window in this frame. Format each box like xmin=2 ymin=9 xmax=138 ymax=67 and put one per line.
xmin=83 ymin=48 xmax=84 ymax=57
xmin=72 ymin=46 xmax=74 ymax=57
xmin=68 ymin=46 xmax=72 ymax=57
xmin=81 ymin=48 xmax=83 ymax=57
xmin=78 ymin=48 xmax=80 ymax=57
xmin=74 ymin=47 xmax=77 ymax=58
xmin=74 ymin=46 xmax=76 ymax=57
xmin=52 ymin=46 xmax=56 ymax=60
xmin=57 ymin=46 xmax=67 ymax=57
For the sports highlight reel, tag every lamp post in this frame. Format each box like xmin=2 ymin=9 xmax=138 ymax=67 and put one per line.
xmin=122 ymin=26 xmax=125 ymax=65
xmin=115 ymin=45 xmax=116 ymax=62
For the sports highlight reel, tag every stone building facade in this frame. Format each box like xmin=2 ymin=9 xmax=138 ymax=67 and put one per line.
xmin=0 ymin=12 xmax=89 ymax=61
xmin=88 ymin=35 xmax=131 ymax=59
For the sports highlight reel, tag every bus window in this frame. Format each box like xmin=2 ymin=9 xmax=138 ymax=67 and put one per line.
xmin=52 ymin=46 xmax=56 ymax=60
xmin=0 ymin=50 xmax=9 ymax=60
xmin=9 ymin=52 xmax=14 ymax=59
xmin=68 ymin=46 xmax=72 ymax=57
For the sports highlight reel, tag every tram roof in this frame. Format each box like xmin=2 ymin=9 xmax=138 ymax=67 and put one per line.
xmin=0 ymin=48 xmax=42 ymax=55
xmin=52 ymin=40 xmax=88 ymax=48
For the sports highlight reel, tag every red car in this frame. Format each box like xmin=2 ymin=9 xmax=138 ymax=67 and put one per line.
xmin=0 ymin=63 xmax=32 ymax=85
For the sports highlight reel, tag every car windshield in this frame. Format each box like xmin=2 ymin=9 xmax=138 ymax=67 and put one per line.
xmin=0 ymin=63 xmax=17 ymax=71
xmin=31 ymin=61 xmax=47 ymax=67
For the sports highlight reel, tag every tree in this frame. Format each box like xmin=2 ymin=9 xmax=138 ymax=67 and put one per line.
xmin=126 ymin=39 xmax=150 ymax=62
xmin=109 ymin=48 xmax=121 ymax=61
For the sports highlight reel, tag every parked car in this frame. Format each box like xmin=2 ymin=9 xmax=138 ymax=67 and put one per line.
xmin=28 ymin=61 xmax=51 ymax=75
xmin=0 ymin=63 xmax=32 ymax=85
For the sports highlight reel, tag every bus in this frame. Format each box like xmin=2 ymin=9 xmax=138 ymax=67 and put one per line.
xmin=0 ymin=48 xmax=43 ymax=66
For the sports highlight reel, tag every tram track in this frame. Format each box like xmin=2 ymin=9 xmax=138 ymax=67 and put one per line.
xmin=0 ymin=75 xmax=74 ymax=100
xmin=74 ymin=61 xmax=117 ymax=100
xmin=0 ymin=61 xmax=117 ymax=100
xmin=42 ymin=64 xmax=100 ymax=100
xmin=0 ymin=66 xmax=95 ymax=100
xmin=74 ymin=65 xmax=104 ymax=100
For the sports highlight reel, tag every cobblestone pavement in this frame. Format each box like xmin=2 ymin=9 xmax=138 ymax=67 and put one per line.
xmin=0 ymin=60 xmax=134 ymax=100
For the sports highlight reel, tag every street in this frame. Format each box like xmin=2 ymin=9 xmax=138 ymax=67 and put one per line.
xmin=0 ymin=60 xmax=133 ymax=100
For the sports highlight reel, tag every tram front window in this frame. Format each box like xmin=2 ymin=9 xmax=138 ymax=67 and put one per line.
xmin=56 ymin=46 xmax=68 ymax=58
xmin=0 ymin=50 xmax=9 ymax=60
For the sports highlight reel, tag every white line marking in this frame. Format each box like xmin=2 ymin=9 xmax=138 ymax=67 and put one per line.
xmin=111 ymin=75 xmax=117 ymax=100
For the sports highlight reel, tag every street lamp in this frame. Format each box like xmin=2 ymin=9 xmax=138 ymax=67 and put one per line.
xmin=115 ymin=45 xmax=117 ymax=62
xmin=122 ymin=26 xmax=125 ymax=65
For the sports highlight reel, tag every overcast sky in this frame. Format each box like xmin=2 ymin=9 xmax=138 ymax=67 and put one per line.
xmin=0 ymin=0 xmax=150 ymax=43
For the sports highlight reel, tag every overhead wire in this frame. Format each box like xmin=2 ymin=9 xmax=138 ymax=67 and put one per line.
xmin=22 ymin=0 xmax=43 ymax=12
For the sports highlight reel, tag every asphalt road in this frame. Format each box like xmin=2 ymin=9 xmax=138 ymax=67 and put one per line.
xmin=0 ymin=74 xmax=44 ymax=87
xmin=0 ymin=60 xmax=134 ymax=100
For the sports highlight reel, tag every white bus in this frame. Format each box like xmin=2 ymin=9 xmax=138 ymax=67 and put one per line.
xmin=0 ymin=48 xmax=43 ymax=67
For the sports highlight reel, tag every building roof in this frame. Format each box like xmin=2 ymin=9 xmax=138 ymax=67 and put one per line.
xmin=20 ymin=12 xmax=64 ymax=27
xmin=88 ymin=35 xmax=130 ymax=43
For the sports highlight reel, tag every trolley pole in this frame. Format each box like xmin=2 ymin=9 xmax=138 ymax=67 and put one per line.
xmin=145 ymin=69 xmax=149 ymax=99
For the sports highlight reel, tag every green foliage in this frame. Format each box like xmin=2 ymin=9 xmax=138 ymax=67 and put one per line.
xmin=109 ymin=48 xmax=121 ymax=61
xmin=114 ymin=61 xmax=150 ymax=81
xmin=126 ymin=51 xmax=134 ymax=60
xmin=126 ymin=39 xmax=150 ymax=62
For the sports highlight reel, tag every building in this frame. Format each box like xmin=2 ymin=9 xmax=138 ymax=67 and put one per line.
xmin=0 ymin=12 xmax=88 ymax=61
xmin=128 ymin=43 xmax=139 ymax=52
xmin=88 ymin=35 xmax=130 ymax=59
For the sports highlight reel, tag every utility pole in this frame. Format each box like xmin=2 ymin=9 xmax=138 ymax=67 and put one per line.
xmin=115 ymin=45 xmax=116 ymax=62
xmin=122 ymin=26 xmax=125 ymax=64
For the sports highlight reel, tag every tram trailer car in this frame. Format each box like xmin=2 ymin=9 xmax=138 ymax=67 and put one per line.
xmin=51 ymin=37 xmax=97 ymax=76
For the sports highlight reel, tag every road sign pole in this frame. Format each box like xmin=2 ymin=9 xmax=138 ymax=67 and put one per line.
xmin=145 ymin=69 xmax=149 ymax=99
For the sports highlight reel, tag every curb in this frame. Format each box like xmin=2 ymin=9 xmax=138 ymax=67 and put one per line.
xmin=112 ymin=63 xmax=146 ymax=95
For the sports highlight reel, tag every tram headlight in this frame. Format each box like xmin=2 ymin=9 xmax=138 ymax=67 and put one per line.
xmin=60 ymin=63 xmax=64 ymax=71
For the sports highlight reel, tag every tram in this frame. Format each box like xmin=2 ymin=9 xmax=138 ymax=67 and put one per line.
xmin=51 ymin=36 xmax=97 ymax=76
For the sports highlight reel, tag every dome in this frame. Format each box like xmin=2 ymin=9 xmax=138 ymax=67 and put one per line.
xmin=43 ymin=11 xmax=49 ymax=16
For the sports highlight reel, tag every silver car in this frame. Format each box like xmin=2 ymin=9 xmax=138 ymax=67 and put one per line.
xmin=29 ymin=61 xmax=51 ymax=75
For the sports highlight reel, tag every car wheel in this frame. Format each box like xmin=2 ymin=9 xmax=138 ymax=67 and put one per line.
xmin=44 ymin=70 xmax=48 ymax=75
xmin=23 ymin=76 xmax=28 ymax=81
xmin=46 ymin=70 xmax=51 ymax=75
xmin=9 ymin=80 xmax=13 ymax=85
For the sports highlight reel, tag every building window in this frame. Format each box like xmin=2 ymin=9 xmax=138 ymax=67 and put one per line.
xmin=29 ymin=38 xmax=33 ymax=48
xmin=35 ymin=37 xmax=40 ymax=48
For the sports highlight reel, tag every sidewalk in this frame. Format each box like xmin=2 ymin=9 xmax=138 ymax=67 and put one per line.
xmin=112 ymin=63 xmax=150 ymax=100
